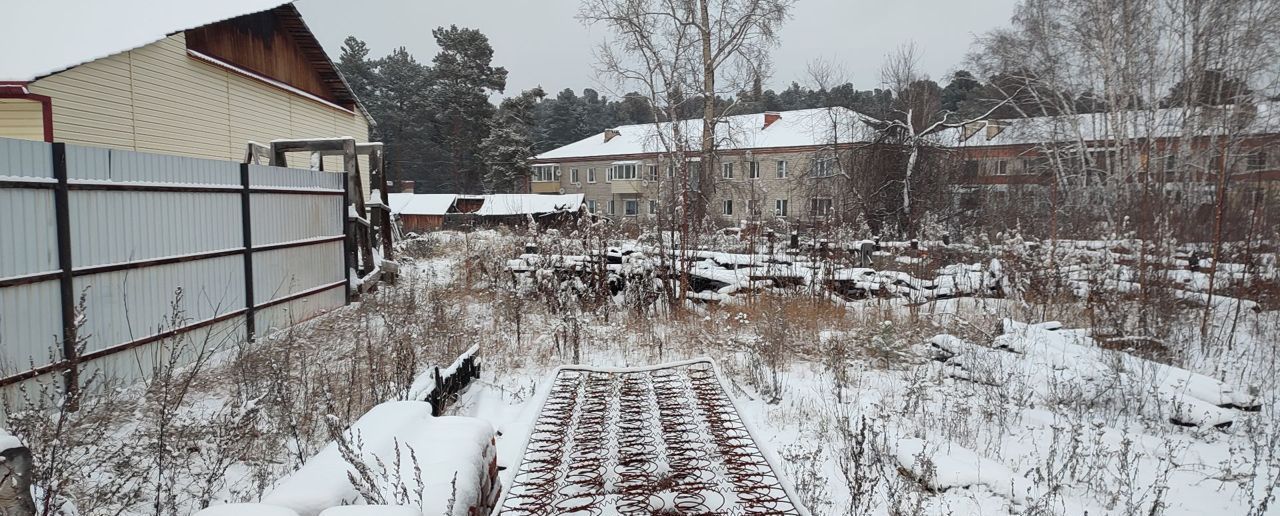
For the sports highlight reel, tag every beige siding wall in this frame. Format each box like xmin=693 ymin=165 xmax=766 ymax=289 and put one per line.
xmin=27 ymin=33 xmax=372 ymax=195
xmin=0 ymin=99 xmax=44 ymax=141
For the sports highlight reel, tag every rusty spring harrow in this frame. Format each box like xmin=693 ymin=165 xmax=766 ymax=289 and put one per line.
xmin=496 ymin=360 xmax=805 ymax=516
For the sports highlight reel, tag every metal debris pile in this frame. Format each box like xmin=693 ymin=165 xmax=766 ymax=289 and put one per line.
xmin=497 ymin=360 xmax=806 ymax=515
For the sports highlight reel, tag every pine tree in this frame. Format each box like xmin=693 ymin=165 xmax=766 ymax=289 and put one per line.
xmin=336 ymin=37 xmax=376 ymax=104
xmin=426 ymin=25 xmax=508 ymax=193
xmin=372 ymin=47 xmax=433 ymax=186
xmin=481 ymin=88 xmax=545 ymax=193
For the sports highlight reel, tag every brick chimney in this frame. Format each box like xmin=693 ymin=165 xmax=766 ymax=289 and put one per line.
xmin=763 ymin=111 xmax=781 ymax=128
xmin=399 ymin=180 xmax=416 ymax=193
xmin=604 ymin=128 xmax=621 ymax=142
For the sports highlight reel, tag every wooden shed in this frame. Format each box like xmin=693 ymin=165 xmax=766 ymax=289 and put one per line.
xmin=0 ymin=1 xmax=374 ymax=193
xmin=388 ymin=193 xmax=458 ymax=233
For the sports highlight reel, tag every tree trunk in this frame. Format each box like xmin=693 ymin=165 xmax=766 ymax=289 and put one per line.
xmin=698 ymin=0 xmax=716 ymax=224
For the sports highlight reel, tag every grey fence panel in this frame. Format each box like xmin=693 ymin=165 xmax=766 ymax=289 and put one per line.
xmin=249 ymin=164 xmax=345 ymax=190
xmin=69 ymin=190 xmax=242 ymax=269
xmin=0 ymin=138 xmax=52 ymax=179
xmin=252 ymin=241 xmax=344 ymax=303
xmin=73 ymin=255 xmax=246 ymax=355
xmin=0 ymin=188 xmax=58 ymax=279
xmin=254 ymin=284 xmax=346 ymax=335
xmin=0 ymin=137 xmax=350 ymax=412
xmin=250 ymin=194 xmax=343 ymax=246
xmin=0 ymin=281 xmax=62 ymax=374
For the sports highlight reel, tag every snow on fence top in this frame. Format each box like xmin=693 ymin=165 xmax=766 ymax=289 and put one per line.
xmin=534 ymin=107 xmax=878 ymax=161
xmin=386 ymin=193 xmax=457 ymax=216
xmin=1 ymin=0 xmax=289 ymax=81
xmin=496 ymin=359 xmax=810 ymax=516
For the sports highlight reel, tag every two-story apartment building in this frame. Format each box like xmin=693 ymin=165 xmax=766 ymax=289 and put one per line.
xmin=529 ymin=108 xmax=877 ymax=226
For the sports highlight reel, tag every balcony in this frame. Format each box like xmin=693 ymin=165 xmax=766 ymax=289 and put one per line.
xmin=531 ymin=181 xmax=562 ymax=194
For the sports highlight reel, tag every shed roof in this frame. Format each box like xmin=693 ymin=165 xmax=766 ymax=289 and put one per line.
xmin=1 ymin=0 xmax=293 ymax=82
xmin=534 ymin=107 xmax=878 ymax=162
xmin=474 ymin=194 xmax=584 ymax=216
xmin=387 ymin=193 xmax=457 ymax=216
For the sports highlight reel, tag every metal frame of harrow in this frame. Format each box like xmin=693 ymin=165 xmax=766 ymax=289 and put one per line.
xmin=493 ymin=358 xmax=811 ymax=516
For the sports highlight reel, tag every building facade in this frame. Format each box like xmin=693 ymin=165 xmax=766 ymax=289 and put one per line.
xmin=530 ymin=108 xmax=873 ymax=228
xmin=0 ymin=3 xmax=374 ymax=193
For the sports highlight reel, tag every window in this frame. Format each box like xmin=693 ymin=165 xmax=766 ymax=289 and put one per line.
xmin=588 ymin=168 xmax=597 ymax=183
xmin=666 ymin=164 xmax=676 ymax=178
xmin=587 ymin=200 xmax=597 ymax=212
xmin=1165 ymin=154 xmax=1178 ymax=172
xmin=748 ymin=161 xmax=760 ymax=179
xmin=570 ymin=168 xmax=580 ymax=184
xmin=814 ymin=158 xmax=836 ymax=177
xmin=994 ymin=160 xmax=1009 ymax=176
xmin=722 ymin=162 xmax=734 ymax=179
xmin=774 ymin=199 xmax=789 ymax=217
xmin=810 ymin=198 xmax=832 ymax=217
xmin=649 ymin=200 xmax=658 ymax=214
xmin=776 ymin=160 xmax=788 ymax=178
xmin=624 ymin=199 xmax=639 ymax=216
xmin=647 ymin=165 xmax=659 ymax=181
xmin=1247 ymin=151 xmax=1267 ymax=171
xmin=611 ymin=164 xmax=637 ymax=180
xmin=533 ymin=166 xmax=558 ymax=182
xmin=608 ymin=200 xmax=616 ymax=215
xmin=722 ymin=199 xmax=733 ymax=216
xmin=747 ymin=199 xmax=760 ymax=216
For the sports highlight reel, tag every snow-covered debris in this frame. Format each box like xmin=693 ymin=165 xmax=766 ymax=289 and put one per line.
xmin=0 ymin=428 xmax=20 ymax=453
xmin=318 ymin=506 xmax=421 ymax=516
xmin=931 ymin=320 xmax=1259 ymax=427
xmin=194 ymin=503 xmax=300 ymax=516
xmin=892 ymin=438 xmax=1036 ymax=506
xmin=263 ymin=401 xmax=496 ymax=516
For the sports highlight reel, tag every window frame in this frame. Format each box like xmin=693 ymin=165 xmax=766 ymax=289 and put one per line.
xmin=624 ymin=199 xmax=639 ymax=216
xmin=748 ymin=161 xmax=760 ymax=179
xmin=722 ymin=162 xmax=735 ymax=179
xmin=809 ymin=197 xmax=833 ymax=217
xmin=774 ymin=199 xmax=789 ymax=217
xmin=776 ymin=160 xmax=788 ymax=178
xmin=588 ymin=168 xmax=597 ymax=183
xmin=570 ymin=168 xmax=580 ymax=184
xmin=722 ymin=199 xmax=734 ymax=216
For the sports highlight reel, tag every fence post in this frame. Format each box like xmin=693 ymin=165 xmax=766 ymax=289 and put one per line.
xmin=51 ymin=143 xmax=79 ymax=409
xmin=342 ymin=170 xmax=354 ymax=303
xmin=240 ymin=163 xmax=256 ymax=340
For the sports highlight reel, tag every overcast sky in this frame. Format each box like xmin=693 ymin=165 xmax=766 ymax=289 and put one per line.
xmin=296 ymin=0 xmax=1021 ymax=100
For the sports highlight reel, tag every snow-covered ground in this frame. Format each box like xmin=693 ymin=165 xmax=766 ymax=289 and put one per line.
xmin=7 ymin=229 xmax=1278 ymax=516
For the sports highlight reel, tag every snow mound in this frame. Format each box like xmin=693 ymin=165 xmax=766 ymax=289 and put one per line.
xmin=0 ymin=428 xmax=21 ymax=452
xmin=930 ymin=320 xmax=1259 ymax=427
xmin=263 ymin=401 xmax=496 ymax=516
xmin=194 ymin=503 xmax=299 ymax=516
xmin=319 ymin=506 xmax=421 ymax=516
xmin=892 ymin=438 xmax=1035 ymax=506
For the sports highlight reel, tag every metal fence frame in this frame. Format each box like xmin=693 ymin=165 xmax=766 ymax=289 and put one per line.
xmin=0 ymin=138 xmax=348 ymax=410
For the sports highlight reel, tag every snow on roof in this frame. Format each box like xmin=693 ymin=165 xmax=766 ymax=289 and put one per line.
xmin=0 ymin=0 xmax=290 ymax=82
xmin=475 ymin=194 xmax=584 ymax=216
xmin=387 ymin=193 xmax=456 ymax=216
xmin=941 ymin=101 xmax=1280 ymax=148
xmin=535 ymin=107 xmax=878 ymax=161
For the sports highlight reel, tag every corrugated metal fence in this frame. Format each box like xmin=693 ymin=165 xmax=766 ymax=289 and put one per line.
xmin=0 ymin=137 xmax=347 ymax=411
